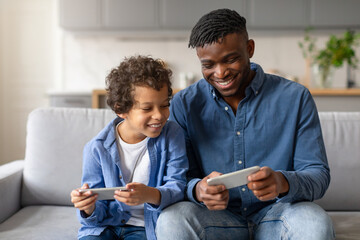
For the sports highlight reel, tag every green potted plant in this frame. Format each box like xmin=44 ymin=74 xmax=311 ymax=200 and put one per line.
xmin=299 ymin=29 xmax=360 ymax=88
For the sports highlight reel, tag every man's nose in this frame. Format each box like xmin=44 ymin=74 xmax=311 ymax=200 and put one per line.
xmin=214 ymin=64 xmax=227 ymax=79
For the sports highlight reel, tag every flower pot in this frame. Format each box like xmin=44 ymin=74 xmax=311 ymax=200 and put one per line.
xmin=312 ymin=64 xmax=334 ymax=88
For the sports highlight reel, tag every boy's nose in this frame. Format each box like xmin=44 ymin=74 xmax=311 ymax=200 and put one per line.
xmin=152 ymin=108 xmax=163 ymax=120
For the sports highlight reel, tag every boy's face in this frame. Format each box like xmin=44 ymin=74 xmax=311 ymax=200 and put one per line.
xmin=196 ymin=32 xmax=254 ymax=98
xmin=117 ymin=85 xmax=170 ymax=144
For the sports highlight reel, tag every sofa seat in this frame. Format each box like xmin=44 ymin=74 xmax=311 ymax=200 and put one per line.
xmin=329 ymin=212 xmax=360 ymax=240
xmin=0 ymin=205 xmax=80 ymax=239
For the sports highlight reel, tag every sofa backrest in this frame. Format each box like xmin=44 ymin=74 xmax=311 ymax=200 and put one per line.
xmin=316 ymin=112 xmax=360 ymax=211
xmin=22 ymin=108 xmax=360 ymax=210
xmin=22 ymin=108 xmax=115 ymax=206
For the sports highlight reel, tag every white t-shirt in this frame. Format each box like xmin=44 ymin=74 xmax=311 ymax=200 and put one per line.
xmin=116 ymin=122 xmax=150 ymax=227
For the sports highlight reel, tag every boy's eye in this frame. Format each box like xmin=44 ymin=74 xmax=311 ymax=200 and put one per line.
xmin=161 ymin=103 xmax=170 ymax=108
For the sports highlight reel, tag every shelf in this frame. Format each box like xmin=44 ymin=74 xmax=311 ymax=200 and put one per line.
xmin=92 ymin=88 xmax=182 ymax=108
xmin=309 ymin=88 xmax=360 ymax=96
xmin=92 ymin=88 xmax=360 ymax=108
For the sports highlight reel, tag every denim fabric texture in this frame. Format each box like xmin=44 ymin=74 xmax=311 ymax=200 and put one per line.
xmin=79 ymin=225 xmax=146 ymax=240
xmin=156 ymin=201 xmax=335 ymax=240
xmin=77 ymin=118 xmax=188 ymax=240
xmin=169 ymin=63 xmax=330 ymax=219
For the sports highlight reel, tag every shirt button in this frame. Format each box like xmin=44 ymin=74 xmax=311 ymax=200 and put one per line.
xmin=238 ymin=160 xmax=242 ymax=164
xmin=225 ymin=106 xmax=229 ymax=111
xmin=236 ymin=131 xmax=241 ymax=136
xmin=244 ymin=208 xmax=247 ymax=211
xmin=119 ymin=175 xmax=122 ymax=179
xmin=242 ymin=188 xmax=246 ymax=192
xmin=256 ymin=91 xmax=259 ymax=95
xmin=121 ymin=219 xmax=126 ymax=224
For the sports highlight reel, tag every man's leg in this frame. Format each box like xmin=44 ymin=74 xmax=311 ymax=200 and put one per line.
xmin=156 ymin=201 xmax=249 ymax=240
xmin=254 ymin=202 xmax=335 ymax=240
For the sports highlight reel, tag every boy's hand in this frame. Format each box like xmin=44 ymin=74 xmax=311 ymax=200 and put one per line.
xmin=195 ymin=171 xmax=229 ymax=210
xmin=114 ymin=182 xmax=161 ymax=206
xmin=247 ymin=166 xmax=289 ymax=201
xmin=70 ymin=183 xmax=97 ymax=216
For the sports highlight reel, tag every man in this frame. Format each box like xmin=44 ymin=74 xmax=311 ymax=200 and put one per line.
xmin=156 ymin=8 xmax=334 ymax=240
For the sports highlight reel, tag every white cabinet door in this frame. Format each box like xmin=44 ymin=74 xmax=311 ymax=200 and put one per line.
xmin=59 ymin=0 xmax=101 ymax=30
xmin=103 ymin=0 xmax=158 ymax=30
xmin=159 ymin=0 xmax=247 ymax=30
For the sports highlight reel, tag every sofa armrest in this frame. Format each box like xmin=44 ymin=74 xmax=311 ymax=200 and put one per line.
xmin=0 ymin=160 xmax=24 ymax=223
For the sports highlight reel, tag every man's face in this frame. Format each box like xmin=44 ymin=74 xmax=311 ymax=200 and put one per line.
xmin=196 ymin=33 xmax=255 ymax=98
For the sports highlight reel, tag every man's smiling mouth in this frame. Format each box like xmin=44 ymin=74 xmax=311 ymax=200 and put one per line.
xmin=216 ymin=77 xmax=234 ymax=86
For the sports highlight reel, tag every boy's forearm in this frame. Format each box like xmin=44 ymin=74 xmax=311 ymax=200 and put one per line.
xmin=146 ymin=187 xmax=161 ymax=206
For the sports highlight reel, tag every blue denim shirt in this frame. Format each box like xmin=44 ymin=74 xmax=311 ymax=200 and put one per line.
xmin=169 ymin=63 xmax=330 ymax=220
xmin=77 ymin=118 xmax=188 ymax=240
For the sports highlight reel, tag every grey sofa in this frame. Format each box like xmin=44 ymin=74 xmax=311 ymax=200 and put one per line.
xmin=0 ymin=108 xmax=359 ymax=239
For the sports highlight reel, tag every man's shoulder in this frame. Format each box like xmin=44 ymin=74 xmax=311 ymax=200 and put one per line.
xmin=264 ymin=73 xmax=310 ymax=96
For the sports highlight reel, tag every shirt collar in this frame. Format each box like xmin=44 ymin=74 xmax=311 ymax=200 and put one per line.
xmin=208 ymin=62 xmax=265 ymax=99
xmin=249 ymin=62 xmax=264 ymax=96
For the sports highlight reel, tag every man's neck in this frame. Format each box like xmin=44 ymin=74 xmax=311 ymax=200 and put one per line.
xmin=224 ymin=70 xmax=255 ymax=114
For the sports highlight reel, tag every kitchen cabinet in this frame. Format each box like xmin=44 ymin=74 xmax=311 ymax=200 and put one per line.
xmin=246 ymin=0 xmax=308 ymax=29
xmin=310 ymin=0 xmax=360 ymax=28
xmin=59 ymin=0 xmax=101 ymax=30
xmin=48 ymin=91 xmax=92 ymax=108
xmin=103 ymin=0 xmax=158 ymax=30
xmin=159 ymin=0 xmax=246 ymax=29
xmin=58 ymin=0 xmax=360 ymax=31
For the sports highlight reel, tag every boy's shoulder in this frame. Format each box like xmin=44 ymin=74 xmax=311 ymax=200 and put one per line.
xmin=85 ymin=117 xmax=120 ymax=148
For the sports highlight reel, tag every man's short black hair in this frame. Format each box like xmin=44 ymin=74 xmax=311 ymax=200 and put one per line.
xmin=188 ymin=8 xmax=248 ymax=48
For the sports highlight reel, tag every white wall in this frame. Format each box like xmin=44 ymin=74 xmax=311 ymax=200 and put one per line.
xmin=0 ymin=0 xmax=57 ymax=164
xmin=60 ymin=30 xmax=360 ymax=91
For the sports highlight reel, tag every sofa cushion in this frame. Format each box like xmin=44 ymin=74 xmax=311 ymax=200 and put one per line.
xmin=0 ymin=205 xmax=80 ymax=239
xmin=328 ymin=211 xmax=360 ymax=240
xmin=22 ymin=108 xmax=115 ymax=206
xmin=316 ymin=112 xmax=360 ymax=211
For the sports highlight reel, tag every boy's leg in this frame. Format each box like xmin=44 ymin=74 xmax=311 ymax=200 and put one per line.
xmin=79 ymin=227 xmax=118 ymax=240
xmin=156 ymin=201 xmax=249 ymax=240
xmin=254 ymin=202 xmax=335 ymax=240
xmin=121 ymin=225 xmax=146 ymax=240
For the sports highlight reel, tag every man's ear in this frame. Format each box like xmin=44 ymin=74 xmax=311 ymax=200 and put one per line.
xmin=247 ymin=39 xmax=255 ymax=58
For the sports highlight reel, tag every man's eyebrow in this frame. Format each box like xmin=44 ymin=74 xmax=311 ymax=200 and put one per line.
xmin=200 ymin=52 xmax=239 ymax=63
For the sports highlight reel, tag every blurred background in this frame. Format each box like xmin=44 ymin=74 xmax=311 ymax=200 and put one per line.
xmin=1 ymin=0 xmax=360 ymax=165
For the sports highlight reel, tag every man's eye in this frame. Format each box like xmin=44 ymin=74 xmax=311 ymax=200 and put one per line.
xmin=202 ymin=64 xmax=213 ymax=69
xmin=226 ymin=57 xmax=238 ymax=63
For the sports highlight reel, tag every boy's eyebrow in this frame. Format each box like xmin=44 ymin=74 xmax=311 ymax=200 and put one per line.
xmin=138 ymin=98 xmax=170 ymax=106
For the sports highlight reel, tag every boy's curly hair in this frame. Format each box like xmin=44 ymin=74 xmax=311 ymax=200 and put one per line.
xmin=106 ymin=55 xmax=173 ymax=114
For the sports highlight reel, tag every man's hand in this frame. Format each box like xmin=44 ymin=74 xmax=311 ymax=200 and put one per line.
xmin=195 ymin=172 xmax=229 ymax=210
xmin=247 ymin=166 xmax=289 ymax=201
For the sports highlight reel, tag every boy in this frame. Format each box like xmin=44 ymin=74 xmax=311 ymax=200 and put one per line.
xmin=71 ymin=55 xmax=188 ymax=240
